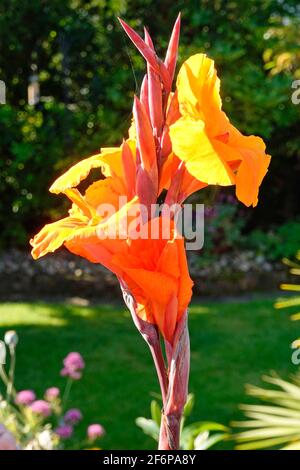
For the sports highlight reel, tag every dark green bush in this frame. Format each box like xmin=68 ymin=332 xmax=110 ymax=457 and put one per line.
xmin=0 ymin=0 xmax=299 ymax=248
xmin=247 ymin=221 xmax=300 ymax=260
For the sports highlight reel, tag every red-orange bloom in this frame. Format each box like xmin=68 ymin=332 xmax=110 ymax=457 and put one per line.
xmin=112 ymin=218 xmax=193 ymax=343
xmin=30 ymin=141 xmax=137 ymax=262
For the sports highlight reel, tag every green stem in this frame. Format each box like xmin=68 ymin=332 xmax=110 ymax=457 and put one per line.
xmin=62 ymin=378 xmax=73 ymax=408
xmin=6 ymin=347 xmax=16 ymax=403
xmin=0 ymin=364 xmax=9 ymax=388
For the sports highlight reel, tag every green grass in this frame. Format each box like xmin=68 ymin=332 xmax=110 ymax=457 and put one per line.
xmin=0 ymin=297 xmax=297 ymax=449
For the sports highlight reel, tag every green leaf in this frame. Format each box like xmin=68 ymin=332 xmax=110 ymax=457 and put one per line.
xmin=135 ymin=418 xmax=159 ymax=441
xmin=150 ymin=400 xmax=161 ymax=427
xmin=183 ymin=393 xmax=195 ymax=418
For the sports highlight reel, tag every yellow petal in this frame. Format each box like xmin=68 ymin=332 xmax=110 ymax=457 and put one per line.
xmin=169 ymin=117 xmax=234 ymax=186
xmin=65 ymin=188 xmax=96 ymax=218
xmin=30 ymin=216 xmax=86 ymax=259
xmin=50 ymin=155 xmax=103 ymax=194
xmin=98 ymin=147 xmax=123 ymax=178
xmin=177 ymin=53 xmax=222 ymax=119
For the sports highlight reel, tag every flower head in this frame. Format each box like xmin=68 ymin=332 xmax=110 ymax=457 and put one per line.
xmin=64 ymin=408 xmax=82 ymax=425
xmin=30 ymin=142 xmax=138 ymax=263
xmin=15 ymin=390 xmax=36 ymax=406
xmin=55 ymin=424 xmax=73 ymax=439
xmin=87 ymin=424 xmax=105 ymax=440
xmin=61 ymin=352 xmax=85 ymax=380
xmin=30 ymin=400 xmax=52 ymax=417
xmin=44 ymin=387 xmax=60 ymax=401
xmin=4 ymin=330 xmax=18 ymax=348
xmin=112 ymin=217 xmax=193 ymax=342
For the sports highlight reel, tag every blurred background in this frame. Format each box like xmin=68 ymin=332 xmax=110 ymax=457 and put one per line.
xmin=0 ymin=0 xmax=300 ymax=450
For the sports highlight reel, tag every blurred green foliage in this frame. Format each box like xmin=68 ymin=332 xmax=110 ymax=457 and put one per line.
xmin=199 ymin=195 xmax=300 ymax=263
xmin=0 ymin=0 xmax=299 ymax=248
xmin=247 ymin=221 xmax=300 ymax=260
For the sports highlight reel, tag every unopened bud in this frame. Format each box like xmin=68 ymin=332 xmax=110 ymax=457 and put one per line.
xmin=4 ymin=330 xmax=18 ymax=348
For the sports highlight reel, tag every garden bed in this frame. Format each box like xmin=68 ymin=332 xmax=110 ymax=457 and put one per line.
xmin=0 ymin=249 xmax=289 ymax=301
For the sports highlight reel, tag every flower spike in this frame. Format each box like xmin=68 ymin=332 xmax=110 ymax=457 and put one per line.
xmin=118 ymin=17 xmax=171 ymax=92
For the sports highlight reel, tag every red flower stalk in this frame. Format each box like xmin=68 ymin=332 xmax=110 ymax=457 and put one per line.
xmin=119 ymin=14 xmax=189 ymax=449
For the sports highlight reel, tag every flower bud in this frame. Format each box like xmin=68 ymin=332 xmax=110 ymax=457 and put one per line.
xmin=4 ymin=330 xmax=18 ymax=348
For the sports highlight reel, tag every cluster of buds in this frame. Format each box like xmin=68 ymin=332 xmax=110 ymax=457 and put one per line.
xmin=119 ymin=15 xmax=183 ymax=214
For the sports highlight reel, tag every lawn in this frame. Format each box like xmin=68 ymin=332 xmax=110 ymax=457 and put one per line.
xmin=0 ymin=297 xmax=296 ymax=450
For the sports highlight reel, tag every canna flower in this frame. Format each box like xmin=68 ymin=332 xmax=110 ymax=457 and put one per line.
xmin=169 ymin=54 xmax=271 ymax=207
xmin=30 ymin=140 xmax=191 ymax=342
xmin=30 ymin=15 xmax=271 ymax=450
xmin=111 ymin=217 xmax=193 ymax=342
xmin=30 ymin=141 xmax=138 ymax=266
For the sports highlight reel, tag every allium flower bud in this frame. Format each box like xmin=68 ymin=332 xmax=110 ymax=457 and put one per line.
xmin=44 ymin=387 xmax=60 ymax=401
xmin=4 ymin=330 xmax=18 ymax=348
xmin=60 ymin=352 xmax=85 ymax=380
xmin=30 ymin=400 xmax=52 ymax=417
xmin=15 ymin=390 xmax=36 ymax=406
xmin=55 ymin=424 xmax=73 ymax=439
xmin=64 ymin=408 xmax=82 ymax=425
xmin=87 ymin=424 xmax=105 ymax=440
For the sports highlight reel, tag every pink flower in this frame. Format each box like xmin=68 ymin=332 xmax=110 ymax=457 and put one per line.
xmin=64 ymin=408 xmax=82 ymax=425
xmin=60 ymin=352 xmax=85 ymax=380
xmin=55 ymin=424 xmax=73 ymax=439
xmin=64 ymin=352 xmax=85 ymax=370
xmin=87 ymin=424 xmax=105 ymax=440
xmin=30 ymin=400 xmax=52 ymax=417
xmin=15 ymin=390 xmax=36 ymax=406
xmin=60 ymin=368 xmax=82 ymax=380
xmin=45 ymin=387 xmax=60 ymax=401
xmin=0 ymin=424 xmax=17 ymax=450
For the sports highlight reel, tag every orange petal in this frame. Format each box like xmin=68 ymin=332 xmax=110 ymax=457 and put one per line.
xmin=235 ymin=149 xmax=271 ymax=207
